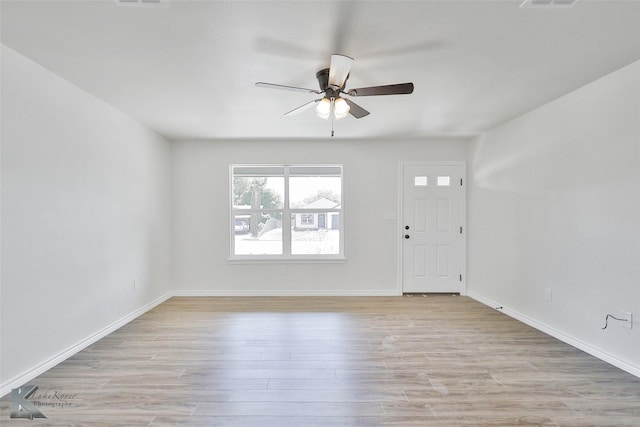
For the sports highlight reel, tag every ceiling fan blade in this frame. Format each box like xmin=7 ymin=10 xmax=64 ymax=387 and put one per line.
xmin=344 ymin=98 xmax=370 ymax=119
xmin=284 ymin=99 xmax=322 ymax=116
xmin=347 ymin=82 xmax=414 ymax=96
xmin=328 ymin=54 xmax=354 ymax=89
xmin=255 ymin=82 xmax=322 ymax=94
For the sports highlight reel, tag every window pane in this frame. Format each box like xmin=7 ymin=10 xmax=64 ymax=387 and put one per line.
xmin=414 ymin=176 xmax=428 ymax=187
xmin=291 ymin=212 xmax=340 ymax=255
xmin=289 ymin=176 xmax=341 ymax=208
xmin=234 ymin=213 xmax=283 ymax=255
xmin=232 ymin=176 xmax=284 ymax=209
xmin=437 ymin=176 xmax=451 ymax=186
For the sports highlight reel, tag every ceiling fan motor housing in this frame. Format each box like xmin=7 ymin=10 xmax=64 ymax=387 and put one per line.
xmin=316 ymin=68 xmax=346 ymax=95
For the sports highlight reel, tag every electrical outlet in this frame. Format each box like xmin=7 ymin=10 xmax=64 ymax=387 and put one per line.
xmin=622 ymin=311 xmax=632 ymax=329
xmin=133 ymin=279 xmax=139 ymax=290
xmin=544 ymin=288 xmax=552 ymax=302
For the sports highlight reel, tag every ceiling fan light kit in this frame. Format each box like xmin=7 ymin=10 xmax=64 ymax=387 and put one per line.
xmin=256 ymin=54 xmax=414 ymax=136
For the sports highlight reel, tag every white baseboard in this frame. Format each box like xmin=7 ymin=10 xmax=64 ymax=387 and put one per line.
xmin=173 ymin=289 xmax=401 ymax=297
xmin=0 ymin=292 xmax=173 ymax=397
xmin=467 ymin=291 xmax=640 ymax=379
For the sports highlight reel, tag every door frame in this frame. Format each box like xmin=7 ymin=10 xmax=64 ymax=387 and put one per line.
xmin=397 ymin=161 xmax=467 ymax=295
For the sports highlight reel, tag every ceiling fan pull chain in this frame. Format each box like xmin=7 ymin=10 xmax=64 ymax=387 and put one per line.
xmin=331 ymin=98 xmax=335 ymax=137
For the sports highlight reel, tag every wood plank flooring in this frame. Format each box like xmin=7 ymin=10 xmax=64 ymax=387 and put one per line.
xmin=2 ymin=295 xmax=640 ymax=426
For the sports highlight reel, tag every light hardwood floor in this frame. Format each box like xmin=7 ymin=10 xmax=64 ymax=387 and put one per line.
xmin=2 ymin=295 xmax=640 ymax=426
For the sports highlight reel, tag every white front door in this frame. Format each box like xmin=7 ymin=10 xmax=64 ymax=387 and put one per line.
xmin=401 ymin=163 xmax=465 ymax=293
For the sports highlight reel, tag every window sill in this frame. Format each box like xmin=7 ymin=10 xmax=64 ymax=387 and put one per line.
xmin=228 ymin=256 xmax=346 ymax=265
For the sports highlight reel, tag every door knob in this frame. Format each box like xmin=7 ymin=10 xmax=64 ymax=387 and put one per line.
xmin=405 ymin=225 xmax=410 ymax=230
xmin=404 ymin=234 xmax=410 ymax=239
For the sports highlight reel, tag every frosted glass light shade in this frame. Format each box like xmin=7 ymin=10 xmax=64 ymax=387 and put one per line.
xmin=333 ymin=97 xmax=350 ymax=120
xmin=316 ymin=98 xmax=331 ymax=119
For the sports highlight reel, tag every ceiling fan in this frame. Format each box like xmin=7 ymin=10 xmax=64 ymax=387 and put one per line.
xmin=256 ymin=54 xmax=414 ymax=135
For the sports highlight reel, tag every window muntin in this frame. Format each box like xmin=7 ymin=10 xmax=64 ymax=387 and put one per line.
xmin=230 ymin=165 xmax=343 ymax=260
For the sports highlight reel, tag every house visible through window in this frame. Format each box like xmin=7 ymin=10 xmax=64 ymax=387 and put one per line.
xmin=230 ymin=165 xmax=343 ymax=259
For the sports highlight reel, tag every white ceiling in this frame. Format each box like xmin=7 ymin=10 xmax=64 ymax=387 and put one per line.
xmin=2 ymin=0 xmax=639 ymax=140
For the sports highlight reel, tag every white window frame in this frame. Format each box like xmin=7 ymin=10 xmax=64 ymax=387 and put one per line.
xmin=229 ymin=164 xmax=345 ymax=263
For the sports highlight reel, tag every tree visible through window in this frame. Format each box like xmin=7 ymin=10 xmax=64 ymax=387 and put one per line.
xmin=231 ymin=165 xmax=343 ymax=258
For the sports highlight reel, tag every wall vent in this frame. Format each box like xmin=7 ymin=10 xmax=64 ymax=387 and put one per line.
xmin=520 ymin=0 xmax=579 ymax=7
xmin=114 ymin=0 xmax=169 ymax=6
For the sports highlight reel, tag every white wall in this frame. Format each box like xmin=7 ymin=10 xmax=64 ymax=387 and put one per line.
xmin=467 ymin=61 xmax=640 ymax=375
xmin=0 ymin=45 xmax=173 ymax=392
xmin=172 ymin=138 xmax=468 ymax=295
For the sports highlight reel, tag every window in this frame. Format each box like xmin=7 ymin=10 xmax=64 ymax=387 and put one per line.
xmin=414 ymin=176 xmax=428 ymax=187
xmin=437 ymin=176 xmax=451 ymax=186
xmin=230 ymin=165 xmax=343 ymax=260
